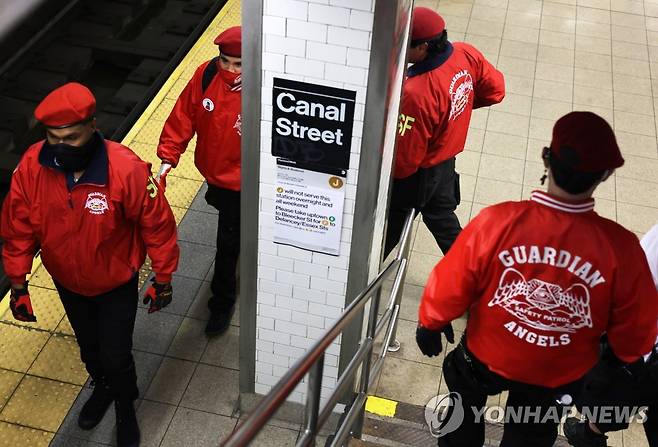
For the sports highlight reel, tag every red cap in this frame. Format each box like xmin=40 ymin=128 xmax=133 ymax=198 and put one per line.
xmin=411 ymin=7 xmax=446 ymax=41
xmin=214 ymin=26 xmax=241 ymax=57
xmin=34 ymin=82 xmax=96 ymax=128
xmin=550 ymin=112 xmax=624 ymax=172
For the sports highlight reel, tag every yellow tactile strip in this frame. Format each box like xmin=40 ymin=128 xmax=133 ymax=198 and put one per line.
xmin=365 ymin=395 xmax=398 ymax=418
xmin=0 ymin=0 xmax=241 ymax=443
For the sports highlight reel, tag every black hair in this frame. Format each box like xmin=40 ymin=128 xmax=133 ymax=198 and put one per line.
xmin=411 ymin=30 xmax=449 ymax=55
xmin=545 ymin=147 xmax=606 ymax=194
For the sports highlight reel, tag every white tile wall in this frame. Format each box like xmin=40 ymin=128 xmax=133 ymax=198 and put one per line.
xmin=308 ymin=4 xmax=351 ymax=26
xmin=256 ymin=0 xmax=377 ymax=406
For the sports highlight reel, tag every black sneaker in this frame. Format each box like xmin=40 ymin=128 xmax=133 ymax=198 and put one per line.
xmin=564 ymin=417 xmax=608 ymax=447
xmin=78 ymin=379 xmax=114 ymax=430
xmin=205 ymin=305 xmax=235 ymax=336
xmin=115 ymin=400 xmax=140 ymax=447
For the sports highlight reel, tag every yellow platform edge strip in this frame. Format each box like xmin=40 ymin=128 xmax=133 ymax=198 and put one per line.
xmin=365 ymin=395 xmax=398 ymax=418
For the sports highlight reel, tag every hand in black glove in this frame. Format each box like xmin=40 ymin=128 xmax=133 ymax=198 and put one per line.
xmin=9 ymin=283 xmax=37 ymax=322
xmin=142 ymin=279 xmax=173 ymax=314
xmin=416 ymin=324 xmax=454 ymax=357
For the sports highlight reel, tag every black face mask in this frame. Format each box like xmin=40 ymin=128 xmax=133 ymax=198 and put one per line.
xmin=47 ymin=132 xmax=98 ymax=172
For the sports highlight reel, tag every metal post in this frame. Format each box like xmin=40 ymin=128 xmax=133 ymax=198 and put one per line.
xmin=387 ymin=210 xmax=414 ymax=352
xmin=301 ymin=355 xmax=325 ymax=447
xmin=351 ymin=291 xmax=381 ymax=439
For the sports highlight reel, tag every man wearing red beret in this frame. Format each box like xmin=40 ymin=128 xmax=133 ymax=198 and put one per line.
xmin=416 ymin=112 xmax=658 ymax=446
xmin=0 ymin=82 xmax=180 ymax=447
xmin=385 ymin=7 xmax=505 ymax=257
xmin=156 ymin=25 xmax=241 ymax=336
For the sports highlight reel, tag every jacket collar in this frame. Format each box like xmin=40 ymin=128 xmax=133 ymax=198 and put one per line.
xmin=407 ymin=42 xmax=454 ymax=77
xmin=38 ymin=131 xmax=108 ymax=188
xmin=530 ymin=190 xmax=595 ymax=213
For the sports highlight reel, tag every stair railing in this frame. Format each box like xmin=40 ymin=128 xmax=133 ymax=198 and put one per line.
xmin=222 ymin=209 xmax=415 ymax=447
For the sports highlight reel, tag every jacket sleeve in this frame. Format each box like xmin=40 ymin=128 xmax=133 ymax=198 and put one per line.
xmin=606 ymin=234 xmax=658 ymax=363
xmin=124 ymin=164 xmax=180 ymax=283
xmin=0 ymin=162 xmax=38 ymax=285
xmin=157 ymin=67 xmax=203 ymax=167
xmin=466 ymin=45 xmax=506 ymax=109
xmin=394 ymin=87 xmax=436 ymax=178
xmin=419 ymin=211 xmax=487 ymax=329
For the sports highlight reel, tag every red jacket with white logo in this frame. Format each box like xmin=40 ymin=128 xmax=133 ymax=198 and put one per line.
xmin=157 ymin=60 xmax=241 ymax=190
xmin=1 ymin=136 xmax=180 ymax=296
xmin=419 ymin=191 xmax=658 ymax=387
xmin=395 ymin=42 xmax=505 ymax=179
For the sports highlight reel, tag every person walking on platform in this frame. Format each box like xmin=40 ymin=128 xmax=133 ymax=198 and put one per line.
xmin=415 ymin=112 xmax=658 ymax=447
xmin=156 ymin=25 xmax=241 ymax=336
xmin=0 ymin=83 xmax=180 ymax=447
xmin=385 ymin=6 xmax=505 ymax=257
xmin=563 ymin=222 xmax=658 ymax=447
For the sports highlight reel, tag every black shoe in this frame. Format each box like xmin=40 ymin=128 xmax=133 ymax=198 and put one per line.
xmin=78 ymin=379 xmax=114 ymax=430
xmin=205 ymin=305 xmax=234 ymax=336
xmin=564 ymin=417 xmax=608 ymax=447
xmin=115 ymin=400 xmax=140 ymax=447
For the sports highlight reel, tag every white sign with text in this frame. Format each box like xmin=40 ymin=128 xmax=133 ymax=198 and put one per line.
xmin=273 ymin=163 xmax=346 ymax=256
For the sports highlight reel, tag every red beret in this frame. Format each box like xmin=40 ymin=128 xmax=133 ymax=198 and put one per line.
xmin=412 ymin=7 xmax=446 ymax=41
xmin=214 ymin=26 xmax=241 ymax=57
xmin=550 ymin=112 xmax=624 ymax=172
xmin=34 ymin=82 xmax=96 ymax=128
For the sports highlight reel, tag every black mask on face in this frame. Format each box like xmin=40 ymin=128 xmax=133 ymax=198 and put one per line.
xmin=46 ymin=132 xmax=98 ymax=172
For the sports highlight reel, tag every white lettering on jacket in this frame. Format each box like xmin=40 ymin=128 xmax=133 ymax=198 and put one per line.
xmin=503 ymin=321 xmax=571 ymax=347
xmin=497 ymin=245 xmax=605 ymax=288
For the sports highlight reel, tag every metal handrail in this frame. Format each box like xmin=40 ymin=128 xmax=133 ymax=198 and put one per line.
xmin=222 ymin=209 xmax=415 ymax=447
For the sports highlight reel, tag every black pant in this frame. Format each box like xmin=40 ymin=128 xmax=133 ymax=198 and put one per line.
xmin=55 ymin=276 xmax=139 ymax=401
xmin=205 ymin=184 xmax=240 ymax=313
xmin=576 ymin=354 xmax=658 ymax=445
xmin=439 ymin=341 xmax=582 ymax=447
xmin=385 ymin=157 xmax=461 ymax=257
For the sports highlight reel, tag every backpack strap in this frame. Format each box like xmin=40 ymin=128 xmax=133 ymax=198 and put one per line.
xmin=201 ymin=57 xmax=219 ymax=94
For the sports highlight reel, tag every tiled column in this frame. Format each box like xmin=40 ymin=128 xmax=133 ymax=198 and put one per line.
xmin=254 ymin=0 xmax=375 ymax=405
xmin=241 ymin=0 xmax=412 ymax=416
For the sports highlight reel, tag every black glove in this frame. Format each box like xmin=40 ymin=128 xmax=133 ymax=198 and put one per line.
xmin=142 ymin=279 xmax=173 ymax=314
xmin=10 ymin=283 xmax=37 ymax=322
xmin=416 ymin=324 xmax=454 ymax=357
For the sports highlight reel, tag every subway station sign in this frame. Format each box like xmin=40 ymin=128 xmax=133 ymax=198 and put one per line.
xmin=272 ymin=78 xmax=356 ymax=170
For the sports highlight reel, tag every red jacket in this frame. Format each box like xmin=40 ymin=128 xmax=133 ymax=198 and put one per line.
xmin=1 ymin=135 xmax=180 ymax=296
xmin=419 ymin=191 xmax=658 ymax=388
xmin=157 ymin=60 xmax=241 ymax=190
xmin=395 ymin=42 xmax=505 ymax=179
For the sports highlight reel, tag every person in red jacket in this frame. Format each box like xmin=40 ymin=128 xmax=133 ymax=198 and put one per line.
xmin=0 ymin=83 xmax=180 ymax=447
xmin=156 ymin=25 xmax=241 ymax=336
xmin=416 ymin=112 xmax=658 ymax=446
xmin=385 ymin=7 xmax=505 ymax=257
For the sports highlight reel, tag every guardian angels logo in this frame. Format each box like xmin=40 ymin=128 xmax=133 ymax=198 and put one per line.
xmin=448 ymin=70 xmax=473 ymax=121
xmin=84 ymin=192 xmax=109 ymax=215
xmin=489 ymin=268 xmax=593 ymax=333
xmin=202 ymin=98 xmax=214 ymax=111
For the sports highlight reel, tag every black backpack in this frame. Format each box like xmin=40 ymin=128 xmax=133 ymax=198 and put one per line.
xmin=201 ymin=57 xmax=219 ymax=94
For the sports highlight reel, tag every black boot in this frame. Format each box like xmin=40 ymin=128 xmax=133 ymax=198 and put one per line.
xmin=115 ymin=399 xmax=140 ymax=447
xmin=78 ymin=378 xmax=114 ymax=430
xmin=205 ymin=304 xmax=234 ymax=336
xmin=564 ymin=417 xmax=608 ymax=447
